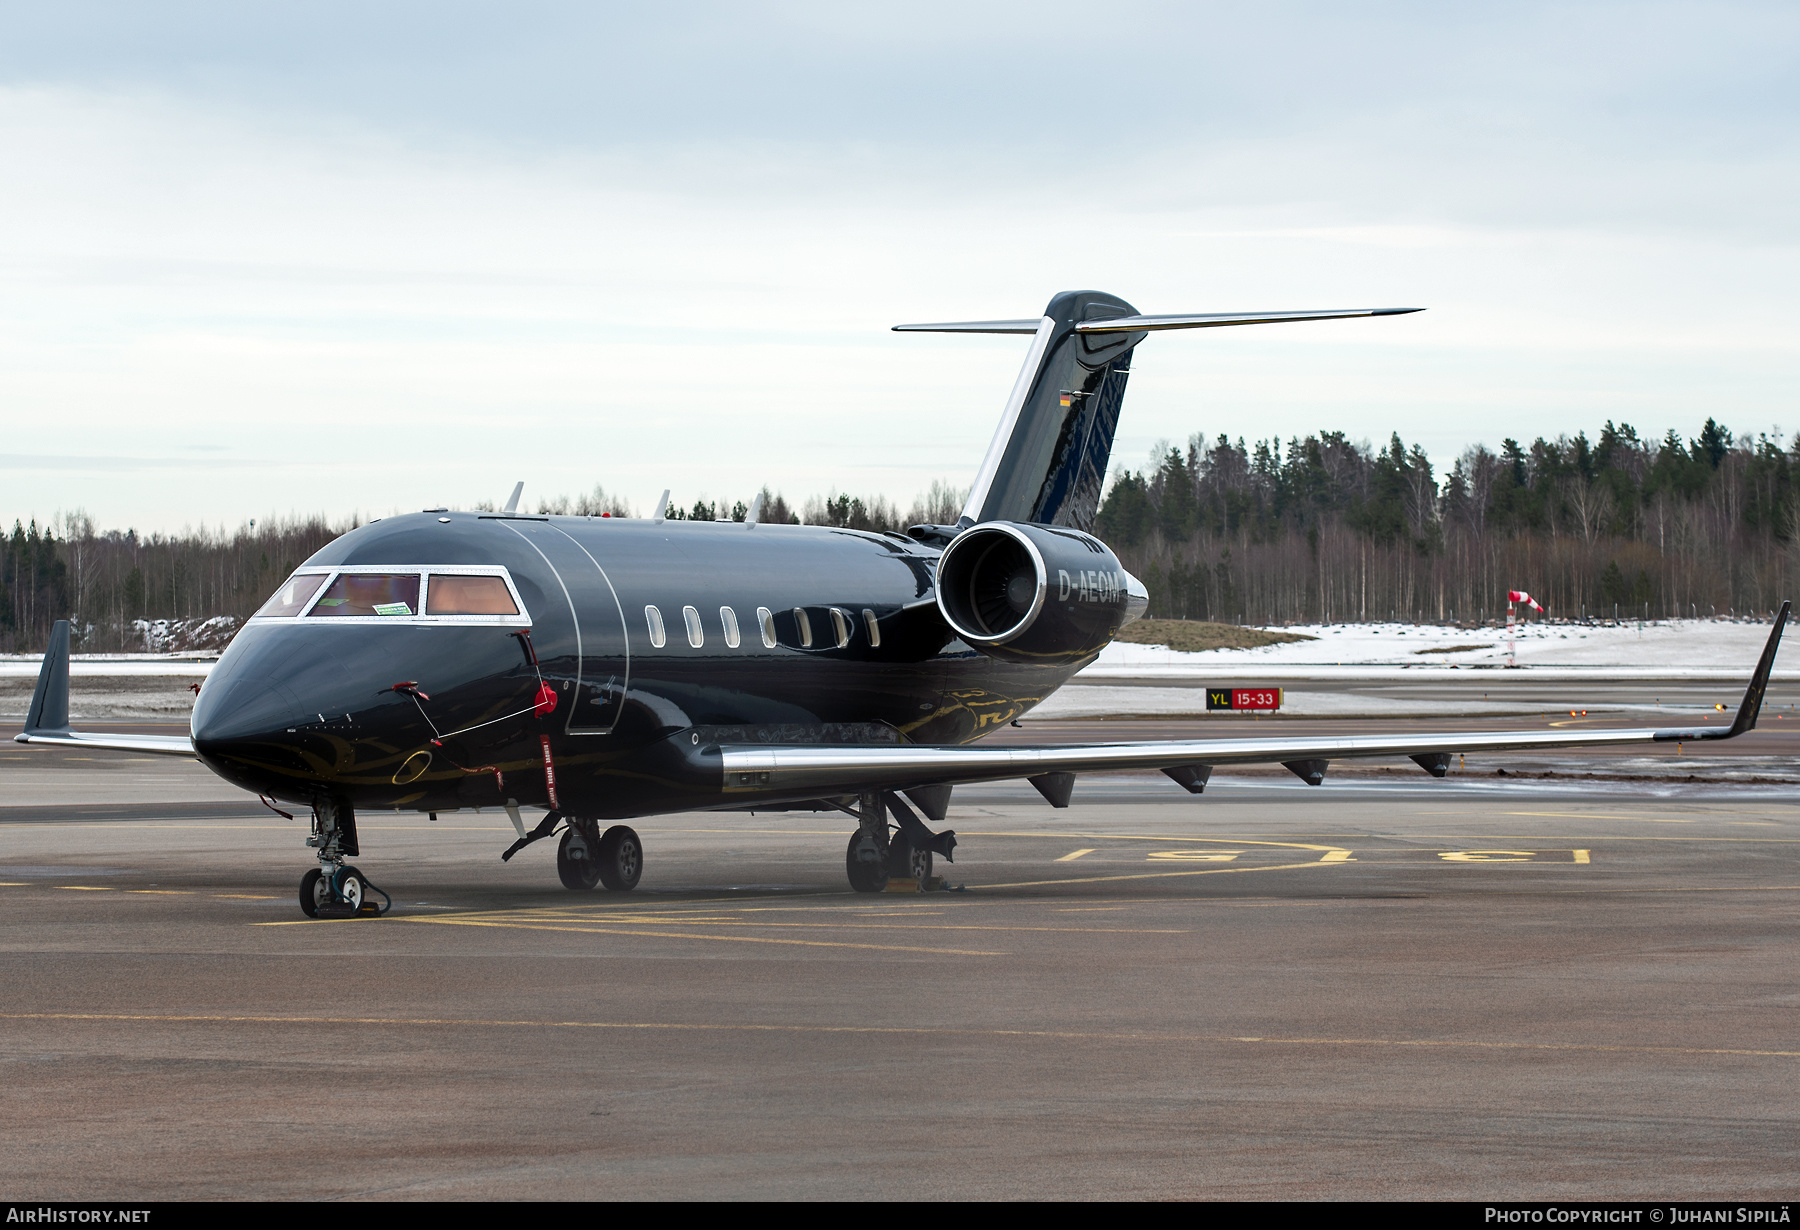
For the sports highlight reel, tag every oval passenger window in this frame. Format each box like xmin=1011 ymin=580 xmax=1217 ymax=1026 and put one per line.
xmin=829 ymin=607 xmax=850 ymax=648
xmin=645 ymin=605 xmax=666 ymax=648
xmin=757 ymin=607 xmax=777 ymax=648
xmin=792 ymin=607 xmax=812 ymax=648
xmin=862 ymin=608 xmax=881 ymax=648
xmin=683 ymin=605 xmax=704 ymax=648
xmin=720 ymin=606 xmax=740 ymax=648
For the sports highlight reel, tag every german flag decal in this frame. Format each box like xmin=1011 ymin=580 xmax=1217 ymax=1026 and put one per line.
xmin=1059 ymin=392 xmax=1074 ymax=408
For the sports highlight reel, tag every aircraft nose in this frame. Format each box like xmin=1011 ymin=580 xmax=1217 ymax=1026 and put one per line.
xmin=191 ymin=675 xmax=304 ymax=750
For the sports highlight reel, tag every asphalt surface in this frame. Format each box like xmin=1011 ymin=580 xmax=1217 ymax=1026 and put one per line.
xmin=2 ymin=724 xmax=1798 ymax=1200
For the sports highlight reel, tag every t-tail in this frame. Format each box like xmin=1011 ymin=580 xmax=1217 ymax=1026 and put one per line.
xmin=895 ymin=292 xmax=1422 ymax=532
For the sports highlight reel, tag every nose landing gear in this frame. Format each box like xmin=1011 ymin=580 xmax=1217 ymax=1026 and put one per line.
xmin=297 ymin=798 xmax=391 ymax=918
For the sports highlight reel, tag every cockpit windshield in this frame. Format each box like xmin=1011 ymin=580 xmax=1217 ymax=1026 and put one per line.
xmin=255 ymin=573 xmax=329 ymax=618
xmin=426 ymin=574 xmax=519 ymax=615
xmin=307 ymin=573 xmax=422 ymax=618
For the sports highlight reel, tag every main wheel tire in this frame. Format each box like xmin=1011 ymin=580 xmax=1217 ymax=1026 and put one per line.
xmin=557 ymin=824 xmax=603 ymax=891
xmin=299 ymin=868 xmax=323 ymax=918
xmin=596 ymin=825 xmax=642 ymax=891
xmin=845 ymin=832 xmax=888 ymax=893
xmin=888 ymin=836 xmax=932 ymax=884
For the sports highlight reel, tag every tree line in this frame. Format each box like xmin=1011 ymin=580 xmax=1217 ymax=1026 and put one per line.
xmin=6 ymin=420 xmax=1788 ymax=653
xmin=1091 ymin=418 xmax=1796 ymax=625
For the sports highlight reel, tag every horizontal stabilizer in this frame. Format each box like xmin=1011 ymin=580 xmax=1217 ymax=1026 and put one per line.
xmin=891 ymin=319 xmax=1045 ymax=335
xmin=1076 ymin=307 xmax=1422 ymax=333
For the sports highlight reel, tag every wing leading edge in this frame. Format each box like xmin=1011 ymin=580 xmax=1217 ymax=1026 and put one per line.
xmin=717 ymin=603 xmax=1789 ymax=800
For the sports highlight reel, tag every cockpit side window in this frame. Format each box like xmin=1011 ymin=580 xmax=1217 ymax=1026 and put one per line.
xmin=426 ymin=575 xmax=519 ymax=615
xmin=256 ymin=572 xmax=328 ymax=618
xmin=308 ymin=573 xmax=422 ymax=618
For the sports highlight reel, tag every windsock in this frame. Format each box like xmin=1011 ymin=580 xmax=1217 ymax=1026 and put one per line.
xmin=1508 ymin=590 xmax=1545 ymax=613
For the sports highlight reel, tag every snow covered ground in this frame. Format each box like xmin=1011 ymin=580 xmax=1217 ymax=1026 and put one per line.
xmin=1083 ymin=619 xmax=1792 ymax=680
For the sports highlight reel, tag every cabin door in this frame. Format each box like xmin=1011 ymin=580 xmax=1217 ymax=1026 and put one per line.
xmin=499 ymin=520 xmax=629 ymax=735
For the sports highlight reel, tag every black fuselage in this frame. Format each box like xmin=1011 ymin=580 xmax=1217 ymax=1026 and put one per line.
xmin=190 ymin=512 xmax=1091 ymax=818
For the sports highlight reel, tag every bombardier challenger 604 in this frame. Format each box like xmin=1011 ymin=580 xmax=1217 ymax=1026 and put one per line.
xmin=17 ymin=291 xmax=1789 ymax=917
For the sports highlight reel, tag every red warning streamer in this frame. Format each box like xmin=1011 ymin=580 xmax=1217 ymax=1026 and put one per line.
xmin=540 ymin=735 xmax=560 ymax=810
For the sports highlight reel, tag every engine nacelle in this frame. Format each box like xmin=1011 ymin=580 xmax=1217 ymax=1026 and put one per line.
xmin=934 ymin=522 xmax=1148 ymax=665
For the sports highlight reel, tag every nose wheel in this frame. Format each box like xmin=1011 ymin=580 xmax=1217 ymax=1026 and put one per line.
xmin=299 ymin=864 xmax=390 ymax=918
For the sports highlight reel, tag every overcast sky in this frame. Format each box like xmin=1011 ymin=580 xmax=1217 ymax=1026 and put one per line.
xmin=2 ymin=2 xmax=1796 ymax=532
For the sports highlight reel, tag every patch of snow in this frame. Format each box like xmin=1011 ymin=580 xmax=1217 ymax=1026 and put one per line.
xmin=1087 ymin=619 xmax=1791 ymax=679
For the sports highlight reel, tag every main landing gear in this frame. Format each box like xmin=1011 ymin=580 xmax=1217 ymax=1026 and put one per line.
xmin=844 ymin=791 xmax=956 ymax=894
xmin=556 ymin=818 xmax=642 ymax=892
xmin=298 ymin=798 xmax=391 ymax=919
xmin=503 ymin=809 xmax=643 ymax=892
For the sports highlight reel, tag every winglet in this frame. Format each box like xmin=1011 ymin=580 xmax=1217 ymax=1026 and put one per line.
xmin=1726 ymin=601 xmax=1789 ymax=737
xmin=21 ymin=619 xmax=72 ymax=738
xmin=502 ymin=481 xmax=524 ymax=515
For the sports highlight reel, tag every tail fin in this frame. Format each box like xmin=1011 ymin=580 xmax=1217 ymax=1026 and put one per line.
xmin=896 ymin=293 xmax=1421 ymax=532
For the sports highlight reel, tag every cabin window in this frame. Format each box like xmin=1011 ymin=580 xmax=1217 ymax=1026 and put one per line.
xmin=792 ymin=607 xmax=812 ymax=648
xmin=683 ymin=605 xmax=704 ymax=648
xmin=257 ymin=572 xmax=328 ymax=618
xmin=829 ymin=607 xmax=851 ymax=648
xmin=426 ymin=574 xmax=519 ymax=616
xmin=757 ymin=607 xmax=777 ymax=648
xmin=645 ymin=605 xmax=666 ymax=648
xmin=308 ymin=573 xmax=421 ymax=618
xmin=863 ymin=608 xmax=881 ymax=647
xmin=720 ymin=606 xmax=741 ymax=648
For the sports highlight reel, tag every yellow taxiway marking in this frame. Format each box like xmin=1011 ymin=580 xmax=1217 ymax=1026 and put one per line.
xmin=399 ymin=917 xmax=1005 ymax=955
xmin=1147 ymin=851 xmax=1240 ymax=862
xmin=56 ymin=886 xmax=113 ymax=891
xmin=1502 ymin=811 xmax=1691 ymax=823
xmin=1056 ymin=849 xmax=1098 ymax=862
xmin=128 ymin=890 xmax=192 ymax=895
xmin=1 ymin=1011 xmax=1793 ymax=1061
xmin=1573 ymin=849 xmax=1591 ymax=863
xmin=212 ymin=894 xmax=277 ymax=900
xmin=546 ymin=919 xmax=1180 ymax=935
xmin=0 ymin=882 xmax=26 ymax=887
xmin=982 ymin=859 xmax=1336 ymax=890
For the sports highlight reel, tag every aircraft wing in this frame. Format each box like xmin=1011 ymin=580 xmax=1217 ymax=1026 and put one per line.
xmin=12 ymin=622 xmax=197 ymax=757
xmin=717 ymin=604 xmax=1788 ymax=801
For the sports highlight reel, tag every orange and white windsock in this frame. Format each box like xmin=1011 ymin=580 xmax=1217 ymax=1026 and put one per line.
xmin=1508 ymin=590 xmax=1545 ymax=613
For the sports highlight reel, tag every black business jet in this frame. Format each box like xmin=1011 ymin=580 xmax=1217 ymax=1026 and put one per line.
xmin=16 ymin=291 xmax=1790 ymax=917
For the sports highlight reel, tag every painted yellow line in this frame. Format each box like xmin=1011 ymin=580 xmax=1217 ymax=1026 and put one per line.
xmin=399 ymin=917 xmax=1005 ymax=955
xmin=0 ymin=1011 xmax=1791 ymax=1060
xmin=411 ymin=915 xmax=1184 ymax=936
xmin=128 ymin=890 xmax=192 ymax=895
xmin=980 ymin=859 xmax=1337 ymax=890
xmin=56 ymin=886 xmax=113 ymax=892
xmin=1573 ymin=849 xmax=1591 ymax=864
xmin=1056 ymin=849 xmax=1097 ymax=862
xmin=0 ymin=882 xmax=27 ymax=887
xmin=212 ymin=894 xmax=277 ymax=899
